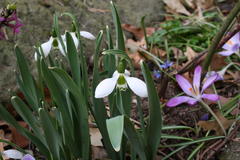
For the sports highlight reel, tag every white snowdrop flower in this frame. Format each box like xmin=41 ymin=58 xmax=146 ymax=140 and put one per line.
xmin=95 ymin=70 xmax=148 ymax=98
xmin=80 ymin=31 xmax=96 ymax=40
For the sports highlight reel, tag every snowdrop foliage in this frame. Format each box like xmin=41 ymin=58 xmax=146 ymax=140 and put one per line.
xmin=95 ymin=70 xmax=148 ymax=98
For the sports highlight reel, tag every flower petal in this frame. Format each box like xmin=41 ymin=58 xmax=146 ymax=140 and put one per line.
xmin=176 ymin=75 xmax=194 ymax=96
xmin=22 ymin=154 xmax=35 ymax=160
xmin=70 ymin=32 xmax=79 ymax=48
xmin=218 ymin=50 xmax=234 ymax=56
xmin=40 ymin=38 xmax=53 ymax=57
xmin=58 ymin=39 xmax=66 ymax=56
xmin=201 ymin=74 xmax=217 ymax=93
xmin=3 ymin=149 xmax=24 ymax=159
xmin=193 ymin=65 xmax=202 ymax=91
xmin=80 ymin=31 xmax=96 ymax=40
xmin=95 ymin=77 xmax=117 ymax=98
xmin=166 ymin=96 xmax=197 ymax=107
xmin=202 ymin=94 xmax=219 ymax=102
xmin=125 ymin=77 xmax=148 ymax=97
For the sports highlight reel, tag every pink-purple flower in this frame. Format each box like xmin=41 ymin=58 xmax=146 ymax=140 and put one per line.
xmin=218 ymin=32 xmax=240 ymax=56
xmin=166 ymin=65 xmax=219 ymax=107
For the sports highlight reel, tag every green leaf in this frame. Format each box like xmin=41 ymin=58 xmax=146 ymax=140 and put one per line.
xmin=162 ymin=125 xmax=194 ymax=131
xmin=11 ymin=96 xmax=44 ymax=142
xmin=141 ymin=62 xmax=162 ymax=160
xmin=106 ymin=116 xmax=124 ymax=152
xmin=124 ymin=117 xmax=147 ymax=160
xmin=39 ymin=108 xmax=60 ymax=160
xmin=110 ymin=1 xmax=125 ymax=51
xmin=15 ymin=46 xmax=39 ymax=111
xmin=66 ymin=32 xmax=81 ymax=87
xmin=161 ymin=134 xmax=193 ymax=141
xmin=0 ymin=104 xmax=50 ymax=158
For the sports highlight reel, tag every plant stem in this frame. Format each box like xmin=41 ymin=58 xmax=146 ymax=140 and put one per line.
xmin=199 ymin=100 xmax=226 ymax=136
xmin=203 ymin=1 xmax=240 ymax=71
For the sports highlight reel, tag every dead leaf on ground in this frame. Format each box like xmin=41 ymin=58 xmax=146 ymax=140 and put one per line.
xmin=91 ymin=146 xmax=108 ymax=160
xmin=90 ymin=128 xmax=103 ymax=147
xmin=209 ymin=54 xmax=227 ymax=70
xmin=122 ymin=24 xmax=155 ymax=40
xmin=198 ymin=109 xmax=235 ymax=135
xmin=184 ymin=46 xmax=198 ymax=61
xmin=88 ymin=8 xmax=110 ymax=13
xmin=10 ymin=121 xmax=30 ymax=148
xmin=163 ymin=0 xmax=191 ymax=15
xmin=196 ymin=0 xmax=215 ymax=10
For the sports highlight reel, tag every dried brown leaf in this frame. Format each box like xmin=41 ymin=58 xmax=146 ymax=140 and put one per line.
xmin=184 ymin=46 xmax=198 ymax=61
xmin=163 ymin=0 xmax=191 ymax=15
xmin=122 ymin=24 xmax=155 ymax=40
xmin=90 ymin=128 xmax=103 ymax=147
xmin=198 ymin=110 xmax=234 ymax=135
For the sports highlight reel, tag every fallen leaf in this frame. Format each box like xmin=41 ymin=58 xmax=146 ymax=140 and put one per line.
xmin=210 ymin=54 xmax=227 ymax=70
xmin=163 ymin=0 xmax=191 ymax=15
xmin=196 ymin=0 xmax=214 ymax=9
xmin=182 ymin=0 xmax=196 ymax=9
xmin=122 ymin=24 xmax=155 ymax=40
xmin=9 ymin=121 xmax=30 ymax=148
xmin=91 ymin=146 xmax=108 ymax=160
xmin=184 ymin=46 xmax=198 ymax=61
xmin=90 ymin=128 xmax=103 ymax=147
xmin=88 ymin=8 xmax=110 ymax=13
xmin=198 ymin=109 xmax=234 ymax=135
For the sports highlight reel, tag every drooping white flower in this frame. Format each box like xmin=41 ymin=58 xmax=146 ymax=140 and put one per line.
xmin=34 ymin=31 xmax=95 ymax=60
xmin=95 ymin=70 xmax=148 ymax=98
xmin=2 ymin=149 xmax=35 ymax=160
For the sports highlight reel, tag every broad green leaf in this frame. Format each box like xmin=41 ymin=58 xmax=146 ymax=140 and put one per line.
xmin=106 ymin=116 xmax=124 ymax=152
xmin=11 ymin=96 xmax=43 ymax=142
xmin=39 ymin=108 xmax=60 ymax=160
xmin=66 ymin=32 xmax=81 ymax=87
xmin=15 ymin=46 xmax=39 ymax=111
xmin=124 ymin=117 xmax=147 ymax=160
xmin=141 ymin=62 xmax=162 ymax=160
xmin=110 ymin=1 xmax=125 ymax=51
xmin=0 ymin=104 xmax=50 ymax=158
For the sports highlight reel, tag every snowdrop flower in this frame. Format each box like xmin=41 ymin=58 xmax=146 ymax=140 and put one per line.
xmin=95 ymin=70 xmax=148 ymax=98
xmin=166 ymin=65 xmax=219 ymax=107
xmin=2 ymin=149 xmax=35 ymax=160
xmin=34 ymin=31 xmax=95 ymax=60
xmin=218 ymin=32 xmax=240 ymax=56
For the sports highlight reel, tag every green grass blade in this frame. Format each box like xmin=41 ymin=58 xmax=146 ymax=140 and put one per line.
xmin=141 ymin=62 xmax=162 ymax=160
xmin=162 ymin=145 xmax=188 ymax=160
xmin=39 ymin=108 xmax=60 ymax=160
xmin=161 ymin=134 xmax=193 ymax=141
xmin=110 ymin=1 xmax=125 ymax=51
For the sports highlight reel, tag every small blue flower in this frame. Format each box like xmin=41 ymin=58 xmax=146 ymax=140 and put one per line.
xmin=153 ymin=70 xmax=161 ymax=79
xmin=160 ymin=61 xmax=173 ymax=69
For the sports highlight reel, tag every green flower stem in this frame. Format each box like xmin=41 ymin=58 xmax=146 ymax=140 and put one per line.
xmin=203 ymin=0 xmax=240 ymax=71
xmin=199 ymin=100 xmax=226 ymax=136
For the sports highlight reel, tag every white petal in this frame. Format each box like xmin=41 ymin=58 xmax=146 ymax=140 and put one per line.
xmin=95 ymin=77 xmax=117 ymax=98
xmin=70 ymin=32 xmax=79 ymax=48
xmin=80 ymin=31 xmax=96 ymax=40
xmin=40 ymin=37 xmax=53 ymax=57
xmin=125 ymin=77 xmax=148 ymax=97
xmin=58 ymin=39 xmax=66 ymax=56
xmin=3 ymin=149 xmax=24 ymax=159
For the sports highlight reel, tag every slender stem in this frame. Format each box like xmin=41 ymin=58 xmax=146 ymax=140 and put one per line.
xmin=203 ymin=1 xmax=240 ymax=71
xmin=199 ymin=100 xmax=226 ymax=136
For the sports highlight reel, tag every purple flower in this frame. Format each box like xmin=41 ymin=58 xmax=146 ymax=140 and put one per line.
xmin=2 ymin=149 xmax=35 ymax=160
xmin=153 ymin=70 xmax=161 ymax=79
xmin=0 ymin=17 xmax=5 ymax=22
xmin=160 ymin=60 xmax=173 ymax=69
xmin=166 ymin=65 xmax=219 ymax=107
xmin=200 ymin=113 xmax=209 ymax=121
xmin=5 ymin=11 xmax=23 ymax=34
xmin=22 ymin=154 xmax=35 ymax=160
xmin=218 ymin=32 xmax=240 ymax=56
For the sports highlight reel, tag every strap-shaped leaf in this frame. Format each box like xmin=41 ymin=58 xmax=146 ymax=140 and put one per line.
xmin=39 ymin=108 xmax=60 ymax=160
xmin=0 ymin=104 xmax=50 ymax=158
xmin=110 ymin=1 xmax=125 ymax=51
xmin=15 ymin=46 xmax=39 ymax=111
xmin=66 ymin=32 xmax=81 ymax=87
xmin=141 ymin=62 xmax=162 ymax=160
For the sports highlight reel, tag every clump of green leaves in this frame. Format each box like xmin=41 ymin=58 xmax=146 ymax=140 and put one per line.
xmin=148 ymin=11 xmax=222 ymax=52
